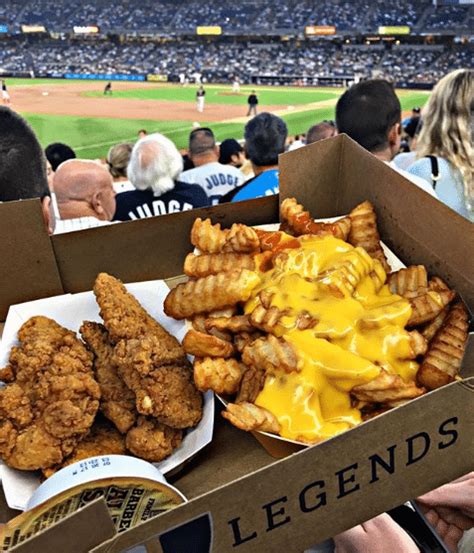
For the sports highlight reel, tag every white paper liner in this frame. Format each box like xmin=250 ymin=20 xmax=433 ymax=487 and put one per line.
xmin=0 ymin=279 xmax=214 ymax=511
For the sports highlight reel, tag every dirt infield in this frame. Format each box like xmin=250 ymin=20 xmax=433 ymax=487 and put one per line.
xmin=11 ymin=81 xmax=287 ymax=122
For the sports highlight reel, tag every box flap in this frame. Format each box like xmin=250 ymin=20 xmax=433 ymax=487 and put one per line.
xmin=92 ymin=379 xmax=474 ymax=553
xmin=52 ymin=196 xmax=279 ymax=293
xmin=0 ymin=199 xmax=64 ymax=320
xmin=279 ymin=134 xmax=474 ymax=309
xmin=9 ymin=498 xmax=115 ymax=553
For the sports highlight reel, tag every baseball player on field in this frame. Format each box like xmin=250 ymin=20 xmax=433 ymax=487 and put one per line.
xmin=196 ymin=85 xmax=206 ymax=112
xmin=2 ymin=80 xmax=11 ymax=106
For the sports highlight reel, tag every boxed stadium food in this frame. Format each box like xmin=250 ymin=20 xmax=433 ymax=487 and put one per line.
xmin=0 ymin=134 xmax=473 ymax=553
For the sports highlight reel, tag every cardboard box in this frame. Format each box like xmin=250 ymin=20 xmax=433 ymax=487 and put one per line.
xmin=0 ymin=135 xmax=473 ymax=552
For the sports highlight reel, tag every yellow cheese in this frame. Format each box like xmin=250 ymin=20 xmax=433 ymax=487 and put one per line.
xmin=246 ymin=234 xmax=417 ymax=443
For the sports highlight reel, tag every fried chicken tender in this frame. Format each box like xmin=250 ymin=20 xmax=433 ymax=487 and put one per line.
xmin=388 ymin=266 xmax=428 ymax=299
xmin=193 ymin=357 xmax=246 ymax=395
xmin=242 ymin=335 xmax=299 ymax=374
xmin=80 ymin=322 xmax=136 ymax=434
xmin=280 ymin=198 xmax=351 ymax=240
xmin=164 ymin=269 xmax=260 ymax=319
xmin=348 ymin=201 xmax=390 ymax=273
xmin=417 ymin=303 xmax=469 ymax=390
xmin=351 ymin=369 xmax=425 ymax=404
xmin=93 ymin=273 xmax=202 ymax=430
xmin=43 ymin=420 xmax=126 ymax=478
xmin=183 ymin=329 xmax=235 ymax=358
xmin=222 ymin=402 xmax=281 ymax=434
xmin=0 ymin=316 xmax=100 ymax=470
xmin=184 ymin=252 xmax=255 ymax=278
xmin=126 ymin=416 xmax=183 ymax=463
xmin=93 ymin=274 xmax=185 ymax=362
xmin=407 ymin=289 xmax=455 ymax=326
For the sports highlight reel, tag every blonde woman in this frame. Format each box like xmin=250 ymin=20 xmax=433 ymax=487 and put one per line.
xmin=408 ymin=69 xmax=473 ymax=222
xmin=106 ymin=142 xmax=135 ymax=194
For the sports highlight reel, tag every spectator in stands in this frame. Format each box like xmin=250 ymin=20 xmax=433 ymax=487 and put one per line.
xmin=114 ymin=133 xmax=209 ymax=221
xmin=45 ymin=142 xmax=76 ymax=171
xmin=106 ymin=142 xmax=135 ymax=193
xmin=53 ymin=160 xmax=117 ymax=233
xmin=179 ymin=128 xmax=244 ymax=204
xmin=288 ymin=134 xmax=304 ymax=151
xmin=335 ymin=80 xmax=437 ymax=199
xmin=220 ymin=112 xmax=288 ymax=203
xmin=306 ymin=122 xmax=337 ymax=145
xmin=408 ymin=69 xmax=473 ymax=222
xmin=0 ymin=107 xmax=54 ymax=234
xmin=218 ymin=138 xmax=245 ymax=168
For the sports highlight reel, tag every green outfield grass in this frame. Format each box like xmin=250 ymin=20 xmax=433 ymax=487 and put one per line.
xmin=12 ymin=79 xmax=430 ymax=159
xmin=85 ymin=85 xmax=341 ymax=106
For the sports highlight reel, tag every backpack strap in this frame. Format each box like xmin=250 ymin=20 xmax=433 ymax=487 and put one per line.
xmin=425 ymin=155 xmax=439 ymax=190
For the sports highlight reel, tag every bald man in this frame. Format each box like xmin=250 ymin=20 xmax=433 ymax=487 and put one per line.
xmin=53 ymin=159 xmax=117 ymax=233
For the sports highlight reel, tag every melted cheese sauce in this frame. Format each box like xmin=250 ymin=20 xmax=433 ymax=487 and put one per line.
xmin=247 ymin=235 xmax=418 ymax=443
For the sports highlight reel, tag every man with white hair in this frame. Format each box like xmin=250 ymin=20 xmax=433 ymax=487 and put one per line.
xmin=114 ymin=133 xmax=209 ymax=221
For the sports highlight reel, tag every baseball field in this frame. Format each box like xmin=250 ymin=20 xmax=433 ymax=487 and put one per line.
xmin=8 ymin=78 xmax=431 ymax=159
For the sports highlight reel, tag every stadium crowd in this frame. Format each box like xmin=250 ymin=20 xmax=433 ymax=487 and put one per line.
xmin=0 ymin=0 xmax=472 ymax=32
xmin=0 ymin=37 xmax=472 ymax=85
xmin=1 ymin=69 xmax=472 ymax=231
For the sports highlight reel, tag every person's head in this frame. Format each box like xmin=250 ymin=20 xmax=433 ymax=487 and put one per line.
xmin=306 ymin=122 xmax=337 ymax=145
xmin=244 ymin=112 xmax=288 ymax=168
xmin=45 ymin=142 xmax=76 ymax=171
xmin=188 ymin=127 xmax=218 ymax=166
xmin=0 ymin=107 xmax=53 ymax=233
xmin=127 ymin=133 xmax=183 ymax=196
xmin=138 ymin=129 xmax=147 ymax=139
xmin=416 ymin=69 xmax=473 ymax=209
xmin=336 ymin=80 xmax=402 ymax=160
xmin=219 ymin=138 xmax=245 ymax=167
xmin=53 ymin=159 xmax=116 ymax=221
xmin=106 ymin=142 xmax=133 ymax=180
xmin=412 ymin=107 xmax=421 ymax=118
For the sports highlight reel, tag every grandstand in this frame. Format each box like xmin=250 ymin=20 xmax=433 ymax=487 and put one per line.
xmin=0 ymin=0 xmax=472 ymax=86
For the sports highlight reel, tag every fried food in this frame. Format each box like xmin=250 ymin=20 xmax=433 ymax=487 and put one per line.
xmin=80 ymin=322 xmax=136 ymax=434
xmin=351 ymin=369 xmax=425 ymax=403
xmin=348 ymin=201 xmax=390 ymax=273
xmin=388 ymin=266 xmax=428 ymax=299
xmin=280 ymin=197 xmax=351 ymax=240
xmin=205 ymin=315 xmax=254 ymax=334
xmin=93 ymin=273 xmax=185 ymax=365
xmin=184 ymin=252 xmax=255 ymax=278
xmin=164 ymin=269 xmax=260 ymax=319
xmin=407 ymin=289 xmax=455 ymax=326
xmin=249 ymin=305 xmax=287 ymax=333
xmin=222 ymin=402 xmax=281 ymax=434
xmin=233 ymin=331 xmax=263 ymax=354
xmin=408 ymin=330 xmax=428 ymax=358
xmin=0 ymin=316 xmax=100 ymax=470
xmin=235 ymin=367 xmax=266 ymax=404
xmin=190 ymin=218 xmax=260 ymax=254
xmin=94 ymin=273 xmax=202 ymax=430
xmin=113 ymin=339 xmax=202 ymax=429
xmin=242 ymin=335 xmax=299 ymax=374
xmin=417 ymin=303 xmax=469 ymax=390
xmin=191 ymin=217 xmax=228 ymax=253
xmin=193 ymin=357 xmax=246 ymax=395
xmin=183 ymin=329 xmax=234 ymax=358
xmin=125 ymin=416 xmax=183 ymax=463
xmin=421 ymin=307 xmax=449 ymax=342
xmin=43 ymin=420 xmax=126 ymax=478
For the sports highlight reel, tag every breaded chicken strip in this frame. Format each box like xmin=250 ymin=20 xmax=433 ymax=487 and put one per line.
xmin=80 ymin=322 xmax=136 ymax=434
xmin=0 ymin=316 xmax=100 ymax=470
xmin=126 ymin=416 xmax=183 ymax=462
